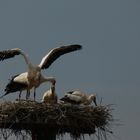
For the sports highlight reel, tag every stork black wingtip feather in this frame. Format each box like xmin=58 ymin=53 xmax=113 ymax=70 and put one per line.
xmin=0 ymin=49 xmax=21 ymax=61
xmin=77 ymin=44 xmax=82 ymax=49
xmin=70 ymin=44 xmax=82 ymax=50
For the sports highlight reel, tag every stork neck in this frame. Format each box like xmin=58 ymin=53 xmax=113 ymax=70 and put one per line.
xmin=41 ymin=76 xmax=56 ymax=84
xmin=20 ymin=50 xmax=33 ymax=67
xmin=51 ymin=84 xmax=55 ymax=95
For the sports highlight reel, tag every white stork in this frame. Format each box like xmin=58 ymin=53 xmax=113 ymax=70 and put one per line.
xmin=60 ymin=91 xmax=97 ymax=106
xmin=41 ymin=82 xmax=57 ymax=104
xmin=0 ymin=45 xmax=82 ymax=100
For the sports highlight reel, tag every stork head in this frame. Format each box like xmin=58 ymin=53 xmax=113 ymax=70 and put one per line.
xmin=42 ymin=76 xmax=56 ymax=86
xmin=89 ymin=94 xmax=97 ymax=106
xmin=48 ymin=77 xmax=56 ymax=87
xmin=52 ymin=78 xmax=56 ymax=86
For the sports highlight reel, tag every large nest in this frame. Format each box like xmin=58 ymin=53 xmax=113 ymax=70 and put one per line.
xmin=0 ymin=100 xmax=113 ymax=139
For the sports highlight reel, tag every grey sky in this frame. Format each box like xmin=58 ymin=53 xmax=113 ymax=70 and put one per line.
xmin=0 ymin=0 xmax=140 ymax=140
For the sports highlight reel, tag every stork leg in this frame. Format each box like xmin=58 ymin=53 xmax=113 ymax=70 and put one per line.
xmin=26 ymin=90 xmax=30 ymax=100
xmin=19 ymin=91 xmax=22 ymax=101
xmin=33 ymin=88 xmax=36 ymax=101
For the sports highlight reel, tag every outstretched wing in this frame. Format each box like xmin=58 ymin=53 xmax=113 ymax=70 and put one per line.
xmin=39 ymin=44 xmax=82 ymax=69
xmin=0 ymin=48 xmax=21 ymax=61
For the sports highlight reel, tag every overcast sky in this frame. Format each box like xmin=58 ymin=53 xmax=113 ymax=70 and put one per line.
xmin=0 ymin=0 xmax=140 ymax=140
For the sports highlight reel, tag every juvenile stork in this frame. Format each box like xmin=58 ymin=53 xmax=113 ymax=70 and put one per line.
xmin=41 ymin=82 xmax=57 ymax=104
xmin=60 ymin=91 xmax=97 ymax=106
xmin=0 ymin=45 xmax=82 ymax=100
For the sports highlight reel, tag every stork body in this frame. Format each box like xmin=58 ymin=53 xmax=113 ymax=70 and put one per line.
xmin=60 ymin=91 xmax=97 ymax=106
xmin=0 ymin=45 xmax=82 ymax=100
xmin=41 ymin=84 xmax=57 ymax=104
xmin=4 ymin=73 xmax=28 ymax=100
xmin=2 ymin=72 xmax=55 ymax=100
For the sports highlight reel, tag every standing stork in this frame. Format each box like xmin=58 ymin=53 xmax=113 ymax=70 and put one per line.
xmin=0 ymin=45 xmax=82 ymax=100
xmin=60 ymin=90 xmax=97 ymax=106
